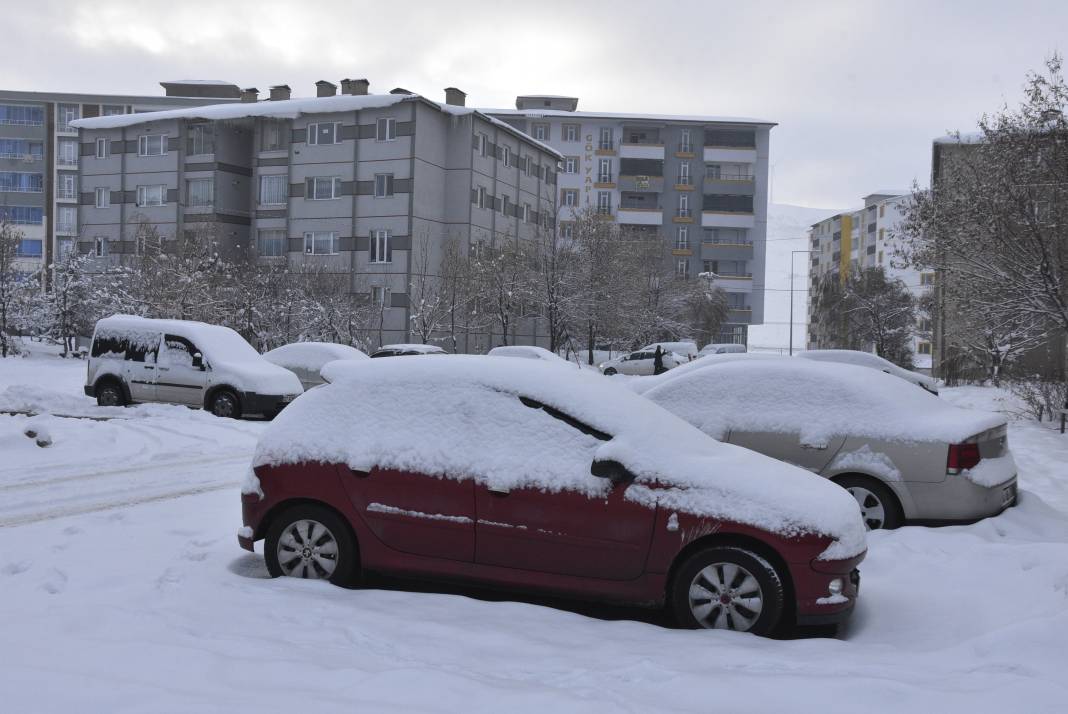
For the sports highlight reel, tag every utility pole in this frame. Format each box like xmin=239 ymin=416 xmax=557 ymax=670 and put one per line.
xmin=789 ymin=249 xmax=815 ymax=355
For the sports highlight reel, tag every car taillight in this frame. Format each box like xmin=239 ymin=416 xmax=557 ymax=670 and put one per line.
xmin=947 ymin=442 xmax=981 ymax=474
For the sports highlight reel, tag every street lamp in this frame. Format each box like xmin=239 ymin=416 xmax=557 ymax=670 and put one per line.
xmin=789 ymin=249 xmax=815 ymax=356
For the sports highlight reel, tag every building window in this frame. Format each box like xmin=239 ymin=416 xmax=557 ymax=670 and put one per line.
xmin=532 ymin=123 xmax=548 ymax=141
xmin=675 ymin=226 xmax=689 ymax=250
xmin=598 ymin=127 xmax=612 ymax=150
xmin=917 ymin=341 xmax=932 ymax=355
xmin=477 ymin=186 xmax=487 ymax=210
xmin=502 ymin=195 xmax=511 ymax=216
xmin=102 ymin=105 xmax=125 ymax=116
xmin=95 ymin=138 xmax=109 ymax=159
xmin=303 ymin=231 xmax=338 ymax=255
xmin=0 ymin=139 xmax=43 ymax=159
xmin=706 ymin=163 xmax=721 ymax=179
xmin=374 ymin=173 xmax=394 ymax=198
xmin=678 ymin=193 xmax=690 ymax=217
xmin=306 ymin=176 xmax=342 ymax=200
xmin=187 ymin=123 xmax=215 ymax=155
xmin=676 ymin=258 xmax=690 ymax=278
xmin=679 ymin=128 xmax=692 ymax=153
xmin=57 ymin=103 xmax=80 ymax=132
xmin=370 ymin=285 xmax=391 ymax=309
xmin=878 ymin=227 xmax=884 ymax=241
xmin=95 ymin=187 xmax=110 ymax=208
xmin=0 ymin=172 xmax=43 ymax=193
xmin=57 ymin=206 xmax=77 ymax=234
xmin=94 ymin=237 xmax=109 ymax=257
xmin=0 ymin=206 xmax=43 ymax=225
xmin=477 ymin=133 xmax=488 ymax=157
xmin=596 ymin=191 xmax=611 ymax=215
xmin=564 ymin=157 xmax=577 ymax=174
xmin=678 ymin=161 xmax=691 ymax=185
xmin=259 ymin=174 xmax=286 ymax=205
xmin=138 ymin=135 xmax=167 ymax=157
xmin=920 ymin=272 xmax=935 ymax=286
xmin=726 ymin=292 xmax=748 ymax=309
xmin=560 ymin=223 xmax=574 ymax=240
xmin=522 ymin=203 xmax=531 ymax=223
xmin=58 ymin=139 xmax=78 ymax=166
xmin=260 ymin=120 xmax=288 ymax=151
xmin=258 ymin=229 xmax=286 ymax=257
xmin=562 ymin=189 xmax=578 ymax=207
xmin=56 ymin=173 xmax=75 ymax=199
xmin=879 ymin=204 xmax=885 ymax=217
xmin=598 ymin=158 xmax=612 ymax=183
xmin=0 ymin=104 xmax=44 ymax=126
xmin=136 ymin=184 xmax=166 ymax=207
xmin=16 ymin=238 xmax=43 ymax=257
xmin=186 ymin=178 xmax=214 ymax=207
xmin=370 ymin=229 xmax=392 ymax=263
xmin=376 ymin=117 xmax=396 ymax=141
xmin=308 ymin=122 xmax=339 ymax=145
xmin=563 ymin=123 xmax=579 ymax=142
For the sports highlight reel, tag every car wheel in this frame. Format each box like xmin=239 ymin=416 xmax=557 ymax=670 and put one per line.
xmin=836 ymin=475 xmax=903 ymax=530
xmin=671 ymin=545 xmax=785 ymax=635
xmin=96 ymin=382 xmax=126 ymax=407
xmin=264 ymin=504 xmax=359 ymax=586
xmin=209 ymin=389 xmax=241 ymax=419
xmin=603 ymin=367 xmax=617 ymax=376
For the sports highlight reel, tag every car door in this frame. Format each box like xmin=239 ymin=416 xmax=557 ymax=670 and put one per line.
xmin=620 ymin=352 xmax=652 ymax=375
xmin=121 ymin=333 xmax=161 ymax=403
xmin=473 ymin=400 xmax=656 ymax=581
xmin=727 ymin=429 xmax=847 ymax=473
xmin=155 ymin=335 xmax=208 ymax=406
xmin=338 ymin=466 xmax=475 ymax=562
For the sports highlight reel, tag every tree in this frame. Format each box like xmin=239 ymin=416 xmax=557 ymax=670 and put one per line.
xmin=41 ymin=249 xmax=99 ymax=356
xmin=0 ymin=218 xmax=30 ymax=357
xmin=471 ymin=236 xmax=534 ymax=348
xmin=898 ymin=56 xmax=1068 ymax=380
xmin=811 ymin=267 xmax=916 ymax=367
xmin=407 ymin=233 xmax=451 ymax=346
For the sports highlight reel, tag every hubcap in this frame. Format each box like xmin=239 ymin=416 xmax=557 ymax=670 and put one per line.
xmin=276 ymin=519 xmax=339 ymax=579
xmin=99 ymin=389 xmax=119 ymax=406
xmin=213 ymin=395 xmax=235 ymax=417
xmin=848 ymin=486 xmax=886 ymax=530
xmin=688 ymin=562 xmax=764 ymax=631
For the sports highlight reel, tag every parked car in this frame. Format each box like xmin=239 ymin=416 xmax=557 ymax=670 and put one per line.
xmin=637 ymin=357 xmax=1016 ymax=529
xmin=797 ymin=349 xmax=940 ymax=394
xmin=488 ymin=345 xmax=578 ymax=368
xmin=262 ymin=342 xmax=369 ymax=390
xmin=369 ymin=343 xmax=447 ymax=358
xmin=641 ymin=341 xmax=699 ymax=361
xmin=698 ymin=343 xmax=747 ymax=357
xmin=241 ymin=356 xmax=866 ymax=635
xmin=599 ymin=349 xmax=685 ymax=376
xmin=84 ymin=315 xmax=303 ymax=418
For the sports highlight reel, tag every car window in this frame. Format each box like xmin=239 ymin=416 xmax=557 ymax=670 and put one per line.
xmin=92 ymin=330 xmax=159 ymax=363
xmin=518 ymin=396 xmax=611 ymax=441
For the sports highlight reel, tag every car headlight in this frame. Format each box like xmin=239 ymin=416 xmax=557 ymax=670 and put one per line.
xmin=828 ymin=578 xmax=843 ymax=596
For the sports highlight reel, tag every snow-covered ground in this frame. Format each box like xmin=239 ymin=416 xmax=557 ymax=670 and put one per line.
xmin=2 ymin=348 xmax=1068 ymax=712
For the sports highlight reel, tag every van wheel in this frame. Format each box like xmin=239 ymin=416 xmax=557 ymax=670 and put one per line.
xmin=835 ymin=475 xmax=903 ymax=530
xmin=209 ymin=389 xmax=241 ymax=419
xmin=96 ymin=382 xmax=126 ymax=407
xmin=265 ymin=504 xmax=359 ymax=586
xmin=603 ymin=367 xmax=617 ymax=376
xmin=671 ymin=546 xmax=785 ymax=635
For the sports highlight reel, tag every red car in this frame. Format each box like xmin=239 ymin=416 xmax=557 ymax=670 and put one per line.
xmin=240 ymin=357 xmax=866 ymax=635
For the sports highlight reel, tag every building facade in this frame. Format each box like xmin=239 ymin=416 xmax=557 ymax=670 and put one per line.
xmin=72 ymin=82 xmax=560 ymax=351
xmin=486 ymin=96 xmax=775 ymax=345
xmin=0 ymin=81 xmax=241 ymax=273
xmin=805 ymin=191 xmax=934 ymax=369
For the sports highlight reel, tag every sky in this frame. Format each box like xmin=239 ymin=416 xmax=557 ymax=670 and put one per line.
xmin=3 ymin=0 xmax=1065 ymax=209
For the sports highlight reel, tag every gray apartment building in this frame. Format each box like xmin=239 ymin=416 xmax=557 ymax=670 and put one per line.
xmin=72 ymin=81 xmax=561 ymax=351
xmin=486 ymin=96 xmax=774 ymax=345
xmin=0 ymin=81 xmax=241 ymax=273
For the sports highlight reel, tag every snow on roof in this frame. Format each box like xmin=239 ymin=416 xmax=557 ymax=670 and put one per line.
xmin=640 ymin=357 xmax=1001 ymax=446
xmin=162 ymin=79 xmax=236 ymax=85
xmin=933 ymin=130 xmax=984 ymax=145
xmin=484 ymin=106 xmax=776 ymax=126
xmin=864 ymin=190 xmax=911 ymax=199
xmin=377 ymin=343 xmax=447 ymax=352
xmin=796 ymin=350 xmax=939 ymax=391
xmin=254 ymin=356 xmax=865 ymax=557
xmin=262 ymin=342 xmax=368 ymax=372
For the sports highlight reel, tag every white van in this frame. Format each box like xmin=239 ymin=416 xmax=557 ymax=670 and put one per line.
xmin=84 ymin=315 xmax=303 ymax=418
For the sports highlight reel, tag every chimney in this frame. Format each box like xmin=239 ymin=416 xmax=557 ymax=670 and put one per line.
xmin=316 ymin=80 xmax=337 ymax=98
xmin=390 ymin=87 xmax=414 ymax=95
xmin=269 ymin=84 xmax=291 ymax=101
xmin=240 ymin=87 xmax=259 ymax=103
xmin=341 ymin=78 xmax=369 ymax=96
xmin=444 ymin=87 xmax=466 ymax=107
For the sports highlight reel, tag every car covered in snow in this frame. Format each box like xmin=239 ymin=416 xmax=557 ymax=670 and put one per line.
xmin=635 ymin=356 xmax=1017 ymax=529
xmin=487 ymin=345 xmax=578 ymax=368
xmin=599 ymin=349 xmax=686 ymax=376
xmin=797 ymin=349 xmax=940 ymax=394
xmin=698 ymin=343 xmax=747 ymax=357
xmin=369 ymin=343 xmax=447 ymax=358
xmin=262 ymin=342 xmax=369 ymax=390
xmin=241 ymin=356 xmax=866 ymax=635
xmin=85 ymin=315 xmax=303 ymax=418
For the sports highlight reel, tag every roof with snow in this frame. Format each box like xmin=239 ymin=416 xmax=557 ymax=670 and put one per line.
xmin=483 ymin=106 xmax=776 ymax=126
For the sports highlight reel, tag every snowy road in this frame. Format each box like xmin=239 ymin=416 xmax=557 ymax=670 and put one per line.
xmin=2 ymin=352 xmax=1068 ymax=713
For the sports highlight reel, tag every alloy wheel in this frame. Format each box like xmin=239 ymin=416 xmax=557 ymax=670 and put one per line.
xmin=276 ymin=519 xmax=339 ymax=579
xmin=848 ymin=486 xmax=886 ymax=530
xmin=212 ymin=393 xmax=237 ymax=418
xmin=687 ymin=562 xmax=764 ymax=631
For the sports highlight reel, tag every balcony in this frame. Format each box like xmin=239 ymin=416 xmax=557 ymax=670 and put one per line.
xmin=617 ymin=207 xmax=663 ymax=226
xmin=56 ymin=222 xmax=78 ymax=235
xmin=727 ymin=308 xmax=753 ymax=324
xmin=594 ymin=173 xmax=615 ymax=188
xmin=701 ymin=211 xmax=755 ymax=229
xmin=676 ymin=141 xmax=695 ymax=156
xmin=703 ymin=146 xmax=757 ymax=164
xmin=674 ymin=174 xmax=695 ymax=190
xmin=701 ymin=240 xmax=753 ymax=261
xmin=617 ymin=175 xmax=664 ymax=193
xmin=595 ymin=139 xmax=615 ymax=155
xmin=619 ymin=142 xmax=665 ymax=160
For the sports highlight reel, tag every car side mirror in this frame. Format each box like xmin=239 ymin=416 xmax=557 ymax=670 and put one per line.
xmin=591 ymin=459 xmax=636 ymax=485
xmin=192 ymin=352 xmax=204 ymax=370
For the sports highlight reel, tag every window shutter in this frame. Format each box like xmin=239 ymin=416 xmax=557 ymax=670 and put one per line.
xmin=334 ymin=177 xmax=342 ymax=197
xmin=306 ymin=178 xmax=315 ymax=198
xmin=385 ymin=231 xmax=392 ymax=263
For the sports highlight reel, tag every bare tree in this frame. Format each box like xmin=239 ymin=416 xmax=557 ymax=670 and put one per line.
xmin=0 ymin=218 xmax=29 ymax=357
xmin=408 ymin=232 xmax=451 ymax=345
xmin=811 ymin=267 xmax=916 ymax=367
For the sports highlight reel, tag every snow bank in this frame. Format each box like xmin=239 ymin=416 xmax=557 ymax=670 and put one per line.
xmin=255 ymin=356 xmax=866 ymax=558
xmin=262 ymin=342 xmax=368 ymax=372
xmin=640 ymin=357 xmax=1004 ymax=446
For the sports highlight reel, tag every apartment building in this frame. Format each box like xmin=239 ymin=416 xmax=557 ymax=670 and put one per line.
xmin=486 ymin=96 xmax=775 ymax=345
xmin=0 ymin=81 xmax=241 ymax=273
xmin=805 ymin=191 xmax=934 ymax=369
xmin=72 ymin=81 xmax=560 ymax=351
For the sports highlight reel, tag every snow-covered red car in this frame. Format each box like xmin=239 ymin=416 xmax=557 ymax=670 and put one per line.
xmin=240 ymin=356 xmax=866 ymax=635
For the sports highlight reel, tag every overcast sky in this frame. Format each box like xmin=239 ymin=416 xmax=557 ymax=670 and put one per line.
xmin=5 ymin=0 xmax=1064 ymax=210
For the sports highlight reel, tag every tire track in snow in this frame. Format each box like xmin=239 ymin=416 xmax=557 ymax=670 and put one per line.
xmin=0 ymin=453 xmax=250 ymax=492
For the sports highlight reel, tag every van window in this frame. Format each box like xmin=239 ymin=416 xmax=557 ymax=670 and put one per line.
xmin=161 ymin=334 xmax=198 ymax=368
xmin=91 ymin=330 xmax=160 ymax=362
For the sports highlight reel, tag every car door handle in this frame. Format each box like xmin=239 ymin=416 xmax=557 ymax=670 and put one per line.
xmin=800 ymin=444 xmax=827 ymax=450
xmin=143 ymin=365 xmax=155 ymax=369
xmin=157 ymin=366 xmax=170 ymax=371
xmin=488 ymin=487 xmax=510 ymax=496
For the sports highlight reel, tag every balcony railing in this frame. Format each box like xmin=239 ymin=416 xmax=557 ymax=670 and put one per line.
xmin=676 ymin=175 xmax=693 ymax=185
xmin=677 ymin=142 xmax=693 ymax=153
xmin=703 ymin=236 xmax=753 ymax=245
xmin=598 ymin=139 xmax=614 ymax=151
xmin=677 ymin=208 xmax=692 ymax=218
xmin=57 ymin=223 xmax=77 ymax=234
xmin=56 ymin=189 xmax=77 ymax=200
xmin=705 ymin=172 xmax=754 ymax=182
xmin=57 ymin=157 xmax=79 ymax=167
xmin=597 ymin=174 xmax=613 ymax=183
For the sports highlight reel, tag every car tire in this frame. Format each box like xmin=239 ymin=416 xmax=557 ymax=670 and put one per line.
xmin=835 ymin=474 xmax=903 ymax=530
xmin=95 ymin=381 xmax=127 ymax=407
xmin=603 ymin=367 xmax=617 ymax=376
xmin=671 ymin=545 xmax=785 ymax=635
xmin=264 ymin=504 xmax=359 ymax=586
xmin=209 ymin=389 xmax=241 ymax=419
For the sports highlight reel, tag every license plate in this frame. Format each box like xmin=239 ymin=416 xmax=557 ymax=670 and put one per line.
xmin=1001 ymin=482 xmax=1017 ymax=508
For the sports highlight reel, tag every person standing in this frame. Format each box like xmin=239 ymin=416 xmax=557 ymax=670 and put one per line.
xmin=653 ymin=345 xmax=666 ymax=375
